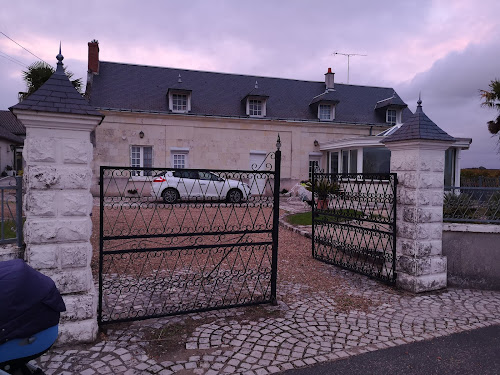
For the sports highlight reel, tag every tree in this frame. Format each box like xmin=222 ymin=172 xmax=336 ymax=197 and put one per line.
xmin=18 ymin=61 xmax=82 ymax=101
xmin=480 ymin=79 xmax=500 ymax=135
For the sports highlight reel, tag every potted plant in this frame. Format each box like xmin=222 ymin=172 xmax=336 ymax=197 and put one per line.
xmin=5 ymin=165 xmax=14 ymax=176
xmin=305 ymin=178 xmax=341 ymax=210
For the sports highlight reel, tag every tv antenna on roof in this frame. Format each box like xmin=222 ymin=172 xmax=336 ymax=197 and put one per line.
xmin=332 ymin=52 xmax=367 ymax=84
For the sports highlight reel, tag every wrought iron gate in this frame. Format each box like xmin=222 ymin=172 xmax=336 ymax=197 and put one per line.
xmin=98 ymin=150 xmax=281 ymax=325
xmin=312 ymin=172 xmax=397 ymax=283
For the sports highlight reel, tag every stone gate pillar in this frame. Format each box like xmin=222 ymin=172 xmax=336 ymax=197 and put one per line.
xmin=383 ymin=99 xmax=454 ymax=293
xmin=11 ymin=49 xmax=103 ymax=343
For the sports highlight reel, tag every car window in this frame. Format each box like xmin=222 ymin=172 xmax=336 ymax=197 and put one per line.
xmin=199 ymin=171 xmax=218 ymax=181
xmin=180 ymin=170 xmax=198 ymax=179
xmin=210 ymin=173 xmax=223 ymax=181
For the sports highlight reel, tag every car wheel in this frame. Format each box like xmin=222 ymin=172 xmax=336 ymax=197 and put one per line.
xmin=162 ymin=188 xmax=179 ymax=203
xmin=227 ymin=189 xmax=243 ymax=203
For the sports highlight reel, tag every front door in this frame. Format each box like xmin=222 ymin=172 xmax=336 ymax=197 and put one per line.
xmin=249 ymin=152 xmax=266 ymax=195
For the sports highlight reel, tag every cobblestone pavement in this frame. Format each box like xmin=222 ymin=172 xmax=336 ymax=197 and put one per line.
xmin=35 ymin=199 xmax=500 ymax=374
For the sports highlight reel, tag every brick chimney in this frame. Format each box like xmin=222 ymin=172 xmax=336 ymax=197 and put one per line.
xmin=88 ymin=40 xmax=99 ymax=74
xmin=85 ymin=40 xmax=99 ymax=99
xmin=325 ymin=67 xmax=334 ymax=90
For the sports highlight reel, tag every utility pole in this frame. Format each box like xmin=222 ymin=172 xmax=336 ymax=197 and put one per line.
xmin=332 ymin=52 xmax=367 ymax=84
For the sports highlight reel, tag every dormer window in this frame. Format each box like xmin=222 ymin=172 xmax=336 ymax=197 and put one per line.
xmin=319 ymin=103 xmax=335 ymax=121
xmin=375 ymin=95 xmax=407 ymax=125
xmin=249 ymin=99 xmax=262 ymax=116
xmin=386 ymin=109 xmax=397 ymax=124
xmin=246 ymin=97 xmax=267 ymax=117
xmin=168 ymin=89 xmax=191 ymax=113
xmin=173 ymin=93 xmax=188 ymax=112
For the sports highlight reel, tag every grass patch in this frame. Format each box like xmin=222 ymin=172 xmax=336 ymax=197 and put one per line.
xmin=285 ymin=210 xmax=365 ymax=226
xmin=0 ymin=219 xmax=21 ymax=240
xmin=286 ymin=212 xmax=315 ymax=225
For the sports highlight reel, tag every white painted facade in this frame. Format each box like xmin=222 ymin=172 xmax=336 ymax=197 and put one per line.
xmin=91 ymin=111 xmax=389 ymax=195
xmin=0 ymin=139 xmax=15 ymax=174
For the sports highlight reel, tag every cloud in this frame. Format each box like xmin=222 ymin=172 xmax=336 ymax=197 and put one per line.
xmin=1 ymin=0 xmax=499 ymax=167
xmin=394 ymin=33 xmax=500 ymax=168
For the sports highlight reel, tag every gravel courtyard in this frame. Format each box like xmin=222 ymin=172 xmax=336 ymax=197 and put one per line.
xmin=34 ymin=200 xmax=500 ymax=374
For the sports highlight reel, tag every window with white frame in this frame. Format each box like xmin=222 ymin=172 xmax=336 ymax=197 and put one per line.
xmin=170 ymin=148 xmax=189 ymax=169
xmin=172 ymin=93 xmax=188 ymax=112
xmin=309 ymin=160 xmax=319 ymax=181
xmin=386 ymin=109 xmax=397 ymax=125
xmin=308 ymin=153 xmax=322 ymax=180
xmin=173 ymin=154 xmax=186 ymax=169
xmin=130 ymin=146 xmax=153 ymax=176
xmin=444 ymin=148 xmax=456 ymax=187
xmin=349 ymin=150 xmax=357 ymax=173
xmin=336 ymin=149 xmax=359 ymax=174
xmin=329 ymin=152 xmax=339 ymax=173
xmin=342 ymin=150 xmax=349 ymax=173
xmin=318 ymin=104 xmax=334 ymax=120
xmin=249 ymin=99 xmax=263 ymax=117
xmin=168 ymin=90 xmax=191 ymax=113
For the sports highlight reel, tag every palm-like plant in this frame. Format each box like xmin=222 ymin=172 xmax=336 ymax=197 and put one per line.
xmin=305 ymin=178 xmax=341 ymax=200
xmin=480 ymin=79 xmax=500 ymax=135
xmin=18 ymin=61 xmax=82 ymax=101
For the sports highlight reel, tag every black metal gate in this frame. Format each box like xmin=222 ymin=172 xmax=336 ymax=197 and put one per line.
xmin=98 ymin=149 xmax=281 ymax=325
xmin=311 ymin=172 xmax=397 ymax=283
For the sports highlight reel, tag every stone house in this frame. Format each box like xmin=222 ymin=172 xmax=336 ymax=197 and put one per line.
xmin=84 ymin=41 xmax=424 ymax=193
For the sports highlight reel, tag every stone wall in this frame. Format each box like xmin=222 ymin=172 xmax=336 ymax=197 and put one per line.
xmin=386 ymin=141 xmax=451 ymax=293
xmin=17 ymin=111 xmax=100 ymax=344
xmin=443 ymin=223 xmax=500 ymax=290
xmin=0 ymin=244 xmax=23 ymax=261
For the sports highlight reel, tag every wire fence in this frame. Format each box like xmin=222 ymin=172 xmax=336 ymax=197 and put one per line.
xmin=444 ymin=186 xmax=500 ymax=224
xmin=461 ymin=177 xmax=500 ymax=188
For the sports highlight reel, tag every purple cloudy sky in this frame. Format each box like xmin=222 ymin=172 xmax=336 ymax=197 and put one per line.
xmin=1 ymin=0 xmax=499 ymax=168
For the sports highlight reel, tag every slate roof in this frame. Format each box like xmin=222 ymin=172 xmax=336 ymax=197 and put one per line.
xmin=10 ymin=53 xmax=103 ymax=118
xmin=0 ymin=126 xmax=23 ymax=144
xmin=383 ymin=100 xmax=455 ymax=143
xmin=374 ymin=93 xmax=407 ymax=109
xmin=310 ymin=90 xmax=340 ymax=105
xmin=0 ymin=110 xmax=25 ymax=136
xmin=88 ymin=61 xmax=413 ymax=125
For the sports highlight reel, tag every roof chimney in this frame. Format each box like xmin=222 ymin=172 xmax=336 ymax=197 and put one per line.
xmin=88 ymin=40 xmax=99 ymax=74
xmin=325 ymin=67 xmax=334 ymax=90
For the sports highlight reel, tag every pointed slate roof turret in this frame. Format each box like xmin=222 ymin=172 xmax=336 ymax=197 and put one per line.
xmin=382 ymin=97 xmax=454 ymax=143
xmin=10 ymin=45 xmax=103 ymax=118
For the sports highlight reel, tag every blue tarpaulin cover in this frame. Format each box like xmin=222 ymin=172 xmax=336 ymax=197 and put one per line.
xmin=0 ymin=259 xmax=66 ymax=343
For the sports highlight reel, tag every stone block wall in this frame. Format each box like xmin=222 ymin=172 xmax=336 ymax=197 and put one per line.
xmin=17 ymin=112 xmax=100 ymax=344
xmin=386 ymin=141 xmax=452 ymax=293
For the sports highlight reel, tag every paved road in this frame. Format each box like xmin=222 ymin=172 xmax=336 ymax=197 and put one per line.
xmin=283 ymin=324 xmax=500 ymax=375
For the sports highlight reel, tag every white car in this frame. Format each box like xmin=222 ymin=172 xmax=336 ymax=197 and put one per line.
xmin=152 ymin=170 xmax=252 ymax=203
